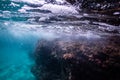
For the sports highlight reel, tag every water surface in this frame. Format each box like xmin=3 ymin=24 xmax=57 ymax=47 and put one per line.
xmin=0 ymin=0 xmax=119 ymax=80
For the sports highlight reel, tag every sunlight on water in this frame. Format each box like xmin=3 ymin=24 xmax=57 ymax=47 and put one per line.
xmin=0 ymin=21 xmax=38 ymax=80
xmin=0 ymin=20 xmax=61 ymax=80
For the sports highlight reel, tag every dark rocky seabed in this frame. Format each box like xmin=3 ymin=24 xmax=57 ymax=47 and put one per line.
xmin=0 ymin=0 xmax=120 ymax=80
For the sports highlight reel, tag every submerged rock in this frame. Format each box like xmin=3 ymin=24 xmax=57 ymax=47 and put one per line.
xmin=32 ymin=35 xmax=120 ymax=80
xmin=31 ymin=1 xmax=120 ymax=80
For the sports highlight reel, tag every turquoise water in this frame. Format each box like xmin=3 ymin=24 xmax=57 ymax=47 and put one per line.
xmin=0 ymin=0 xmax=119 ymax=80
xmin=0 ymin=0 xmax=40 ymax=77
xmin=0 ymin=1 xmax=73 ymax=79
xmin=0 ymin=20 xmax=58 ymax=80
xmin=0 ymin=21 xmax=38 ymax=80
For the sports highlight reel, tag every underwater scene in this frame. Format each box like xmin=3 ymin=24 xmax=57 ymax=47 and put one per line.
xmin=0 ymin=0 xmax=120 ymax=80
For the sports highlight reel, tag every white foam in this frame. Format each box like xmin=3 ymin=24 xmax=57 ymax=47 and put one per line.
xmin=39 ymin=3 xmax=78 ymax=14
xmin=12 ymin=0 xmax=46 ymax=5
xmin=113 ymin=12 xmax=120 ymax=15
xmin=19 ymin=3 xmax=78 ymax=15
xmin=10 ymin=2 xmax=20 ymax=7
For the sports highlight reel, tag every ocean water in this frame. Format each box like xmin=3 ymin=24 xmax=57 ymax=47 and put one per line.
xmin=0 ymin=0 xmax=120 ymax=80
xmin=0 ymin=0 xmax=77 ymax=80
xmin=0 ymin=21 xmax=38 ymax=80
